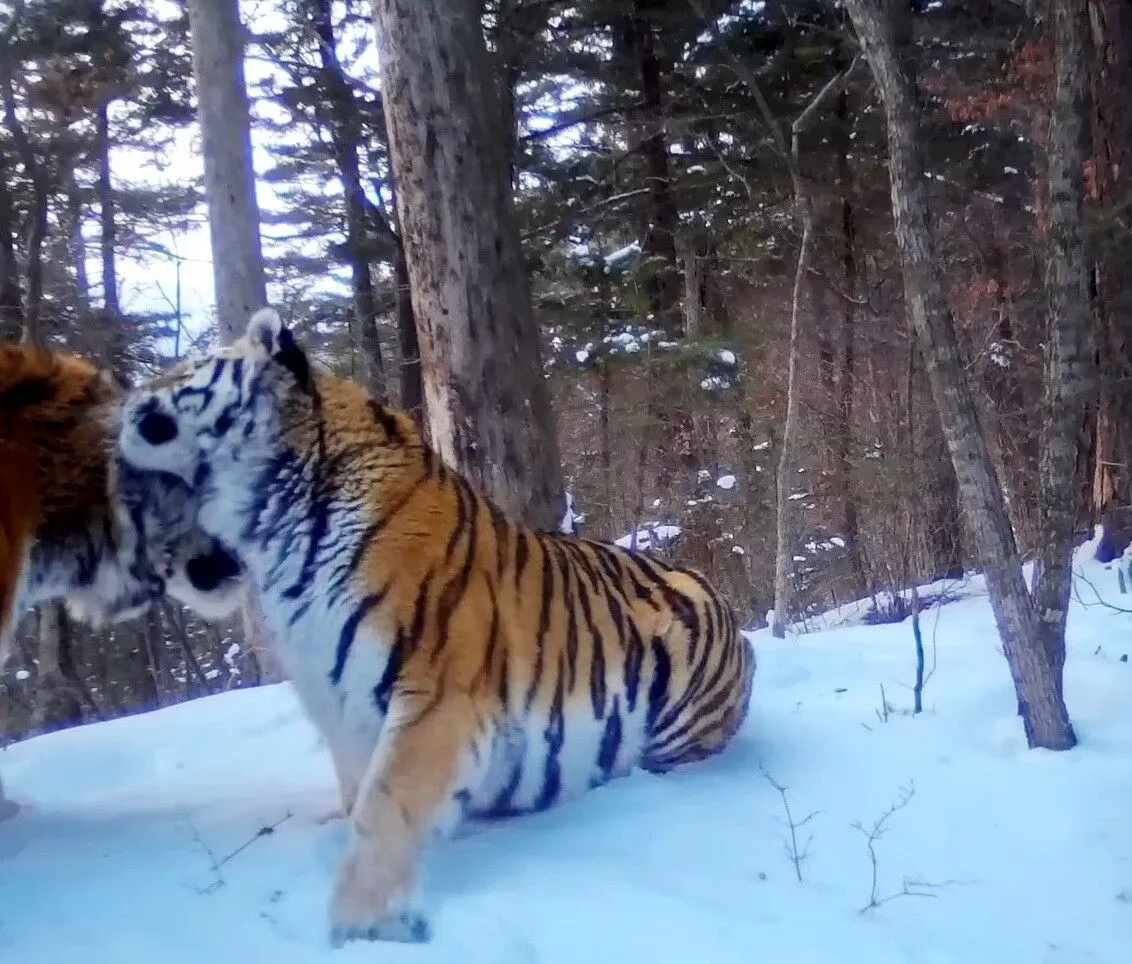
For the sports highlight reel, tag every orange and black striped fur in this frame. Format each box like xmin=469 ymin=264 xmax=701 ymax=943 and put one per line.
xmin=115 ymin=309 xmax=756 ymax=946
xmin=0 ymin=342 xmax=245 ymax=670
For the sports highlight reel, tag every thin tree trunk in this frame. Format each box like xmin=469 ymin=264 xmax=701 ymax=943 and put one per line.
xmin=370 ymin=0 xmax=566 ymax=530
xmin=630 ymin=0 xmax=680 ymax=326
xmin=833 ymin=71 xmax=867 ymax=596
xmin=0 ymin=51 xmax=48 ymax=344
xmin=393 ymin=229 xmax=422 ymax=423
xmin=844 ymin=0 xmax=1076 ymax=749
xmin=1029 ymin=0 xmax=1092 ymax=728
xmin=309 ymin=0 xmax=385 ymax=397
xmin=0 ymin=148 xmax=21 ymax=341
xmin=187 ymin=0 xmax=271 ymax=656
xmin=1086 ymin=0 xmax=1132 ymax=509
xmin=187 ymin=0 xmax=268 ymax=340
xmin=97 ymin=103 xmax=119 ymax=317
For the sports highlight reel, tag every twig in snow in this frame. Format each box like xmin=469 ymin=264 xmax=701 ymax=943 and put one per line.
xmin=187 ymin=811 xmax=294 ymax=895
xmin=852 ymin=782 xmax=946 ymax=913
xmin=759 ymin=764 xmax=820 ymax=882
xmin=875 ymin=682 xmax=892 ymax=723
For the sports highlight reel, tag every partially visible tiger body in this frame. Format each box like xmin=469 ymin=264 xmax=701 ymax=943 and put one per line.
xmin=0 ymin=342 xmax=245 ymax=671
xmin=115 ymin=309 xmax=756 ymax=946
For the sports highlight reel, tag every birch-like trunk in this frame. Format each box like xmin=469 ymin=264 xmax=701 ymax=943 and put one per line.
xmin=844 ymin=0 xmax=1078 ymax=749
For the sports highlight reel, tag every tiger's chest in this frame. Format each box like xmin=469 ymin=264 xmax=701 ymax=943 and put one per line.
xmin=215 ymin=492 xmax=395 ymax=775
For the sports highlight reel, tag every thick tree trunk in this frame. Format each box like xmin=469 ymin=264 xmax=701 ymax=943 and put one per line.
xmin=187 ymin=0 xmax=267 ymax=340
xmin=844 ymin=0 xmax=1077 ymax=749
xmin=309 ymin=0 xmax=385 ymax=398
xmin=369 ymin=0 xmax=566 ymax=530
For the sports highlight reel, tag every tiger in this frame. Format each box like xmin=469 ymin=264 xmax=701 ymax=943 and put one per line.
xmin=113 ymin=307 xmax=757 ymax=947
xmin=0 ymin=341 xmax=246 ymax=673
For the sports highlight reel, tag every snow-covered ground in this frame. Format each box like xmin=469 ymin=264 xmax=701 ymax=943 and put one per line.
xmin=2 ymin=538 xmax=1131 ymax=963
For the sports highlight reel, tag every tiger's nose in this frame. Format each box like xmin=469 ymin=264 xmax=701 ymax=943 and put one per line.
xmin=137 ymin=406 xmax=179 ymax=445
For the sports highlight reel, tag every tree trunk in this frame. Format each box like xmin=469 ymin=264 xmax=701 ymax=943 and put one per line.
xmin=97 ymin=103 xmax=119 ymax=318
xmin=369 ymin=0 xmax=566 ymax=530
xmin=187 ymin=0 xmax=270 ymax=655
xmin=628 ymin=1 xmax=680 ymax=326
xmin=0 ymin=51 xmax=48 ymax=344
xmin=187 ymin=0 xmax=268 ymax=340
xmin=0 ymin=148 xmax=21 ymax=341
xmin=1086 ymin=0 xmax=1132 ymax=510
xmin=833 ymin=72 xmax=867 ymax=596
xmin=308 ymin=0 xmax=385 ymax=398
xmin=96 ymin=100 xmax=130 ymax=375
xmin=772 ymin=208 xmax=810 ymax=637
xmin=1028 ymin=0 xmax=1092 ymax=732
xmin=844 ymin=0 xmax=1077 ymax=749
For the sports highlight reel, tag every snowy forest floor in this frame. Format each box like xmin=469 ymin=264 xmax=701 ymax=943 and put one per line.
xmin=2 ymin=535 xmax=1131 ymax=963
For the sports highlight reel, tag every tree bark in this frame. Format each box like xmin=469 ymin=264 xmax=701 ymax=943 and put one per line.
xmin=1085 ymin=0 xmax=1132 ymax=510
xmin=369 ymin=0 xmax=566 ymax=530
xmin=0 ymin=49 xmax=48 ymax=344
xmin=0 ymin=148 xmax=20 ymax=341
xmin=629 ymin=0 xmax=680 ymax=326
xmin=844 ymin=0 xmax=1077 ymax=749
xmin=187 ymin=0 xmax=267 ymax=340
xmin=833 ymin=70 xmax=867 ymax=596
xmin=187 ymin=0 xmax=270 ymax=654
xmin=1028 ymin=0 xmax=1092 ymax=731
xmin=308 ymin=0 xmax=385 ymax=398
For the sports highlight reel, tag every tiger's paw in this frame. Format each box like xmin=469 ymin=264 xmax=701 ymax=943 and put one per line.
xmin=329 ymin=910 xmax=431 ymax=947
xmin=328 ymin=835 xmax=429 ymax=946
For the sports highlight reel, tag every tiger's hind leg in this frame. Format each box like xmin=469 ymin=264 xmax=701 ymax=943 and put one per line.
xmin=329 ymin=691 xmax=484 ymax=947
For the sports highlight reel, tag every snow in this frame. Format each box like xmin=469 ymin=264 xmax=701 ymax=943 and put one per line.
xmin=2 ymin=539 xmax=1132 ymax=962
xmin=558 ymin=491 xmax=584 ymax=535
xmin=716 ymin=474 xmax=737 ymax=490
xmin=614 ymin=523 xmax=681 ymax=550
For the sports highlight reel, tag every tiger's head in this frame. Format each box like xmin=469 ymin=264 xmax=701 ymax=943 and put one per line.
xmin=117 ymin=307 xmax=311 ymax=491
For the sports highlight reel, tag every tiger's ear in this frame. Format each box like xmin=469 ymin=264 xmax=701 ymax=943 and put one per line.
xmin=246 ymin=307 xmax=311 ymax=392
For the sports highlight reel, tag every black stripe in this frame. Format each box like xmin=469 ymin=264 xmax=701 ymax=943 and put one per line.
xmin=368 ymin=400 xmax=403 ymax=445
xmin=552 ymin=543 xmax=579 ymax=693
xmin=646 ymin=636 xmax=671 ymax=734
xmin=430 ymin=493 xmax=479 ymax=661
xmin=596 ymin=695 xmax=622 ymax=783
xmin=284 ymin=390 xmax=329 ymax=600
xmin=373 ymin=630 xmax=407 ymax=714
xmin=514 ymin=530 xmax=530 ymax=590
xmin=523 ymin=539 xmax=554 ymax=712
xmin=473 ymin=582 xmax=501 ymax=690
xmin=330 ymin=481 xmax=422 ymax=606
xmin=329 ymin=591 xmax=386 ymax=686
xmin=624 ymin=623 xmax=645 ymax=712
xmin=533 ymin=653 xmax=566 ymax=811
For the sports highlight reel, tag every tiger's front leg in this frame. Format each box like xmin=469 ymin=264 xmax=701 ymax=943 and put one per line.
xmin=329 ymin=690 xmax=482 ymax=947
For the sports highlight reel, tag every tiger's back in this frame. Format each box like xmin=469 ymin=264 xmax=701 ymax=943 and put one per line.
xmin=278 ymin=381 xmax=756 ymax=818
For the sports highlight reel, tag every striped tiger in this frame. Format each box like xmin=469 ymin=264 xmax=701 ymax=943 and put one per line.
xmin=114 ymin=308 xmax=756 ymax=946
